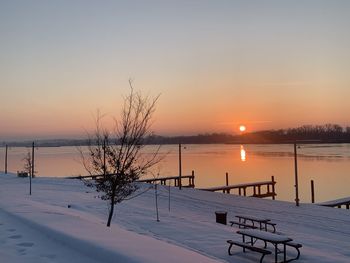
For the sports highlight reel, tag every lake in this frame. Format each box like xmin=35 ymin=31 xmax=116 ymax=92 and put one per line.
xmin=1 ymin=144 xmax=349 ymax=203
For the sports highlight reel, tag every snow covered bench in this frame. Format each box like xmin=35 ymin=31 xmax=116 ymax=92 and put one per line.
xmin=229 ymin=220 xmax=258 ymax=229
xmin=227 ymin=240 xmax=271 ymax=263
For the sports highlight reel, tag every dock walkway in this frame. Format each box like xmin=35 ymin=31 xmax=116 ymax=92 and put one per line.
xmin=199 ymin=176 xmax=276 ymax=199
xmin=318 ymin=197 xmax=350 ymax=209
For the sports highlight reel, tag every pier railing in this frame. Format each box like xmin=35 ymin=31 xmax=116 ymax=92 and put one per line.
xmin=199 ymin=176 xmax=276 ymax=200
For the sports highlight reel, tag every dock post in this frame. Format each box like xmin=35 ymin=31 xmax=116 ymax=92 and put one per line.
xmin=311 ymin=180 xmax=315 ymax=203
xmin=191 ymin=170 xmax=195 ymax=188
xmin=294 ymin=143 xmax=300 ymax=206
xmin=271 ymin=176 xmax=276 ymax=200
xmin=225 ymin=172 xmax=229 ymax=194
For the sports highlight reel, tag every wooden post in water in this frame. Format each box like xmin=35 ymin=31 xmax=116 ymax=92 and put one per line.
xmin=225 ymin=172 xmax=229 ymax=194
xmin=191 ymin=170 xmax=195 ymax=188
xmin=294 ymin=143 xmax=300 ymax=206
xmin=178 ymin=143 xmax=182 ymax=190
xmin=311 ymin=180 xmax=315 ymax=203
xmin=271 ymin=176 xmax=276 ymax=200
xmin=5 ymin=144 xmax=8 ymax=174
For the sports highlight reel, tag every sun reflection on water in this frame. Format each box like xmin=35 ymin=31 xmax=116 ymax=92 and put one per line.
xmin=240 ymin=145 xmax=246 ymax=162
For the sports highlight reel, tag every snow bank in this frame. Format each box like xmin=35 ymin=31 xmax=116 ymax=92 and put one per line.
xmin=1 ymin=173 xmax=349 ymax=262
xmin=0 ymin=174 xmax=220 ymax=263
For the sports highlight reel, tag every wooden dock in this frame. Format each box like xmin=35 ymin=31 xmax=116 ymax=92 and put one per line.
xmin=318 ymin=197 xmax=350 ymax=209
xmin=138 ymin=171 xmax=195 ymax=188
xmin=199 ymin=176 xmax=276 ymax=200
xmin=68 ymin=173 xmax=278 ymax=197
xmin=68 ymin=171 xmax=195 ymax=188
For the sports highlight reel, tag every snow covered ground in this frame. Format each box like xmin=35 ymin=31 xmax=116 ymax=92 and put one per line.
xmin=0 ymin=173 xmax=349 ymax=262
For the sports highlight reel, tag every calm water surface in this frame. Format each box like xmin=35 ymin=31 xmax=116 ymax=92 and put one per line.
xmin=1 ymin=144 xmax=349 ymax=203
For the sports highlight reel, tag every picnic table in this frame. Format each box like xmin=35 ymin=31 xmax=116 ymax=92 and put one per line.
xmin=234 ymin=215 xmax=276 ymax=232
xmin=237 ymin=229 xmax=293 ymax=263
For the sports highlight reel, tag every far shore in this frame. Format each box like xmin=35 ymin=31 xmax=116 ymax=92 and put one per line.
xmin=2 ymin=138 xmax=350 ymax=148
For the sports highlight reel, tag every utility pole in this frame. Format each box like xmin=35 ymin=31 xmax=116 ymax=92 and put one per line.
xmin=5 ymin=144 xmax=8 ymax=174
xmin=30 ymin=141 xmax=35 ymax=195
xmin=311 ymin=180 xmax=315 ymax=203
xmin=178 ymin=143 xmax=182 ymax=190
xmin=294 ymin=143 xmax=300 ymax=206
xmin=103 ymin=139 xmax=106 ymax=176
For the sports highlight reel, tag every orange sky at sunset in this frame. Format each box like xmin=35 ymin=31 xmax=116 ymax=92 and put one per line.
xmin=1 ymin=1 xmax=350 ymax=140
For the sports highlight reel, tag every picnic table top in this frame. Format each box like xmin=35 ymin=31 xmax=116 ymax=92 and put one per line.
xmin=237 ymin=229 xmax=292 ymax=243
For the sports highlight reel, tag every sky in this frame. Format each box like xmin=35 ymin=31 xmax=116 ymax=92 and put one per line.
xmin=1 ymin=0 xmax=350 ymax=140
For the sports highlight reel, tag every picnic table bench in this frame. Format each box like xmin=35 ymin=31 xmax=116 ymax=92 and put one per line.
xmin=227 ymin=240 xmax=271 ymax=263
xmin=229 ymin=220 xmax=259 ymax=229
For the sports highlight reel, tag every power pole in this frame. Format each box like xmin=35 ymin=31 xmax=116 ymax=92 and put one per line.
xmin=311 ymin=180 xmax=315 ymax=203
xmin=103 ymin=139 xmax=106 ymax=176
xmin=30 ymin=141 xmax=35 ymax=195
xmin=294 ymin=143 xmax=299 ymax=206
xmin=5 ymin=144 xmax=8 ymax=174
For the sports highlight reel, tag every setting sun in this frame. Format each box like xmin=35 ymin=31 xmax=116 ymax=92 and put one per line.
xmin=239 ymin=125 xmax=246 ymax=132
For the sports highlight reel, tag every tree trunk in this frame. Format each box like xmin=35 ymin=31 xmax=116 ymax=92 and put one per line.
xmin=107 ymin=200 xmax=115 ymax=227
xmin=107 ymin=191 xmax=116 ymax=227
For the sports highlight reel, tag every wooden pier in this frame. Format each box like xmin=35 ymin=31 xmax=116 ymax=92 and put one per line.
xmin=318 ymin=197 xmax=350 ymax=209
xmin=199 ymin=176 xmax=276 ymax=200
xmin=138 ymin=171 xmax=195 ymax=188
xmin=68 ymin=171 xmax=195 ymax=188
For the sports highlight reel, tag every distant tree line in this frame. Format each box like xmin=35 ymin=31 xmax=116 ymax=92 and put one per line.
xmin=238 ymin=124 xmax=350 ymax=143
xmin=2 ymin=124 xmax=350 ymax=147
xmin=0 ymin=139 xmax=90 ymax=148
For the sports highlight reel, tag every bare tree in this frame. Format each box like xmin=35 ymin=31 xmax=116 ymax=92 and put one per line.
xmin=22 ymin=151 xmax=36 ymax=178
xmin=80 ymin=81 xmax=161 ymax=227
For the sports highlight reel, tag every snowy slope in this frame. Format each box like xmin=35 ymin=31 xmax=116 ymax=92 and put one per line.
xmin=0 ymin=173 xmax=349 ymax=262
